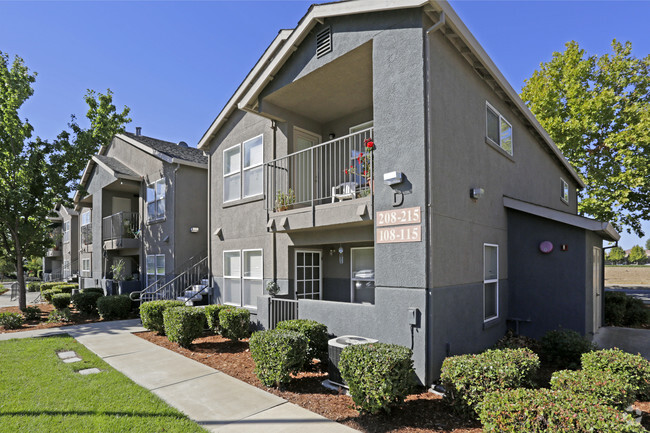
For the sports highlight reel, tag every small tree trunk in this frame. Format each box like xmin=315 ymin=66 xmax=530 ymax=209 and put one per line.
xmin=13 ymin=230 xmax=26 ymax=311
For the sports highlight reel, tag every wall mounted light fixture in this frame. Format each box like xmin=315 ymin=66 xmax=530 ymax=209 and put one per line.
xmin=470 ymin=188 xmax=485 ymax=199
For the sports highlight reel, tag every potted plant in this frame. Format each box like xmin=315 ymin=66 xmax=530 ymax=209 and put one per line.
xmin=266 ymin=281 xmax=280 ymax=297
xmin=275 ymin=188 xmax=296 ymax=212
xmin=345 ymin=138 xmax=375 ymax=194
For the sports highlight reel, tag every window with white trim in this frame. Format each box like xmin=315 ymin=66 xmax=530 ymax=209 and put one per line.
xmin=146 ymin=178 xmax=166 ymax=222
xmin=146 ymin=254 xmax=165 ymax=288
xmin=81 ymin=211 xmax=91 ymax=226
xmin=486 ymin=102 xmax=513 ymax=155
xmin=561 ymin=178 xmax=569 ymax=204
xmin=63 ymin=221 xmax=71 ymax=243
xmin=484 ymin=244 xmax=499 ymax=322
xmin=223 ymin=249 xmax=263 ymax=308
xmin=223 ymin=135 xmax=263 ymax=203
xmin=82 ymin=258 xmax=91 ymax=273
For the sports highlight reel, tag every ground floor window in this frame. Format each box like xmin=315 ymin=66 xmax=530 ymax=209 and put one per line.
xmin=224 ymin=249 xmax=263 ymax=308
xmin=81 ymin=258 xmax=91 ymax=274
xmin=146 ymin=254 xmax=165 ymax=288
xmin=350 ymin=247 xmax=375 ymax=304
xmin=484 ymin=244 xmax=499 ymax=321
xmin=295 ymin=250 xmax=321 ymax=300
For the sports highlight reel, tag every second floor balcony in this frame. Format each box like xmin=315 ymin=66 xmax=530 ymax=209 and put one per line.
xmin=102 ymin=211 xmax=141 ymax=250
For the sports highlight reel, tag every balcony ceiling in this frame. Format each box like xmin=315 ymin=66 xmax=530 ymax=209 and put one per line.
xmin=263 ymin=42 xmax=372 ymax=124
xmin=106 ymin=179 xmax=140 ymax=194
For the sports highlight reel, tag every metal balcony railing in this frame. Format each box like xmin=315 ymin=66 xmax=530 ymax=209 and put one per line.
xmin=264 ymin=127 xmax=374 ymax=211
xmin=102 ymin=212 xmax=140 ymax=242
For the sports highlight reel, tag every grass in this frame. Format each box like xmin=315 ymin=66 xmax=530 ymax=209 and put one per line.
xmin=0 ymin=335 xmax=206 ymax=433
xmin=0 ymin=288 xmax=8 ymax=295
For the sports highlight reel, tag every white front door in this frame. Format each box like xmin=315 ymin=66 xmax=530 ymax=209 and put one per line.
xmin=593 ymin=247 xmax=603 ymax=333
xmin=295 ymin=250 xmax=322 ymax=300
xmin=293 ymin=128 xmax=320 ymax=204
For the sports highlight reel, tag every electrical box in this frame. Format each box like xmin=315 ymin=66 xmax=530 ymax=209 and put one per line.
xmin=407 ymin=308 xmax=417 ymax=326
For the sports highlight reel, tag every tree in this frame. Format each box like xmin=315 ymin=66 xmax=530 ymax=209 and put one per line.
xmin=24 ymin=256 xmax=42 ymax=278
xmin=521 ymin=40 xmax=650 ymax=237
xmin=628 ymin=245 xmax=647 ymax=265
xmin=0 ymin=51 xmax=130 ymax=309
xmin=606 ymin=246 xmax=627 ymax=265
xmin=645 ymin=238 xmax=650 ymax=251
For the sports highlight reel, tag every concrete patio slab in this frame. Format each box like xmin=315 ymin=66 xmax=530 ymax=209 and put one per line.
xmin=593 ymin=326 xmax=650 ymax=359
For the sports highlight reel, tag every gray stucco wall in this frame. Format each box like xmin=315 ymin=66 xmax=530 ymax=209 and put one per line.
xmin=173 ymin=165 xmax=208 ymax=267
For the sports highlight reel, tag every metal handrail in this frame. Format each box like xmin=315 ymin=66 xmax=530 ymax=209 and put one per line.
xmin=102 ymin=211 xmax=140 ymax=242
xmin=137 ymin=250 xmax=208 ymax=297
xmin=131 ymin=256 xmax=208 ymax=304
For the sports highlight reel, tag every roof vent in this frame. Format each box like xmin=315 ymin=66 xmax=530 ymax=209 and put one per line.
xmin=135 ymin=127 xmax=142 ymax=136
xmin=178 ymin=141 xmax=188 ymax=147
xmin=316 ymin=27 xmax=332 ymax=58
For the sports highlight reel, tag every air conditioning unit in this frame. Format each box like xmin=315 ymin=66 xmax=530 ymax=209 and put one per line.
xmin=328 ymin=335 xmax=378 ymax=387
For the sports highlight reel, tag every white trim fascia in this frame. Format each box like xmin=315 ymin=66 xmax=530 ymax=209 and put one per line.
xmin=503 ymin=196 xmax=620 ymax=242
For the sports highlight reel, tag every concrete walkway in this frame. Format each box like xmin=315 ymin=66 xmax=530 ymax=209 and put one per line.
xmin=0 ymin=320 xmax=356 ymax=432
xmin=593 ymin=326 xmax=650 ymax=360
xmin=0 ymin=283 xmax=42 ymax=307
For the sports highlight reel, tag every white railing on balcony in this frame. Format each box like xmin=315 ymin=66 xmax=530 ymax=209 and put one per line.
xmin=269 ymin=298 xmax=299 ymax=329
xmin=102 ymin=211 xmax=140 ymax=242
xmin=264 ymin=127 xmax=374 ymax=211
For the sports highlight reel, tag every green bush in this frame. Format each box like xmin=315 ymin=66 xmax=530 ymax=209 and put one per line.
xmin=249 ymin=329 xmax=307 ymax=387
xmin=47 ymin=307 xmax=71 ymax=323
xmin=21 ymin=306 xmax=41 ymax=321
xmin=605 ymin=292 xmax=650 ymax=327
xmin=163 ymin=306 xmax=205 ymax=348
xmin=440 ymin=348 xmax=540 ymax=418
xmin=42 ymin=288 xmax=63 ymax=303
xmin=550 ymin=369 xmax=635 ymax=410
xmin=218 ymin=307 xmax=250 ymax=340
xmin=71 ymin=291 xmax=103 ymax=315
xmin=40 ymin=282 xmax=65 ymax=291
xmin=51 ymin=293 xmax=71 ymax=310
xmin=582 ymin=348 xmax=650 ymax=400
xmin=492 ymin=330 xmax=541 ymax=354
xmin=97 ymin=295 xmax=132 ymax=320
xmin=52 ymin=283 xmax=78 ymax=294
xmin=275 ymin=319 xmax=328 ymax=368
xmin=339 ymin=343 xmax=414 ymax=414
xmin=540 ymin=328 xmax=596 ymax=369
xmin=140 ymin=300 xmax=185 ymax=335
xmin=203 ymin=304 xmax=235 ymax=333
xmin=0 ymin=312 xmax=25 ymax=329
xmin=27 ymin=281 xmax=41 ymax=292
xmin=81 ymin=287 xmax=105 ymax=295
xmin=478 ymin=388 xmax=644 ymax=433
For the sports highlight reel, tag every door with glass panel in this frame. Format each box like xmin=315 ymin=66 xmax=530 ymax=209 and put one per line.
xmin=295 ymin=250 xmax=322 ymax=300
xmin=146 ymin=254 xmax=165 ymax=291
xmin=293 ymin=129 xmax=320 ymax=205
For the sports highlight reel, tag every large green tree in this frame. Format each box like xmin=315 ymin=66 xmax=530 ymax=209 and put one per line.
xmin=521 ymin=40 xmax=650 ymax=237
xmin=628 ymin=245 xmax=647 ymax=264
xmin=606 ymin=246 xmax=626 ymax=265
xmin=645 ymin=238 xmax=650 ymax=251
xmin=0 ymin=51 xmax=130 ymax=309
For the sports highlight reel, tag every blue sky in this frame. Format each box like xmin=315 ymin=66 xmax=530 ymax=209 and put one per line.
xmin=1 ymin=0 xmax=648 ymax=248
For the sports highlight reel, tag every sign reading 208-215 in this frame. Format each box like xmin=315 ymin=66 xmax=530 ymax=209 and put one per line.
xmin=376 ymin=207 xmax=422 ymax=243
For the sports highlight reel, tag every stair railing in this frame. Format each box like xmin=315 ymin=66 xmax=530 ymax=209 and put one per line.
xmin=131 ymin=256 xmax=208 ymax=305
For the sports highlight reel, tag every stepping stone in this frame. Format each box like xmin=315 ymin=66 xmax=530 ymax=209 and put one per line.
xmin=57 ymin=351 xmax=77 ymax=359
xmin=78 ymin=368 xmax=101 ymax=375
xmin=62 ymin=357 xmax=82 ymax=363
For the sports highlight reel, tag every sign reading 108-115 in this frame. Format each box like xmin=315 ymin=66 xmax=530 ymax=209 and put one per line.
xmin=376 ymin=207 xmax=422 ymax=244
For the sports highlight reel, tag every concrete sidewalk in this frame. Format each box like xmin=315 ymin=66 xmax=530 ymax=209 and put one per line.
xmin=0 ymin=320 xmax=356 ymax=432
xmin=593 ymin=326 xmax=650 ymax=360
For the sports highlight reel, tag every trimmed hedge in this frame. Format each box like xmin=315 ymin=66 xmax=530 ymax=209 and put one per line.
xmin=605 ymin=291 xmax=649 ymax=327
xmin=27 ymin=282 xmax=41 ymax=292
xmin=52 ymin=283 xmax=78 ymax=294
xmin=582 ymin=348 xmax=650 ymax=400
xmin=51 ymin=293 xmax=71 ymax=310
xmin=275 ymin=319 xmax=328 ymax=368
xmin=97 ymin=295 xmax=132 ymax=320
xmin=203 ymin=304 xmax=235 ymax=333
xmin=478 ymin=388 xmax=645 ymax=433
xmin=40 ymin=282 xmax=65 ymax=291
xmin=550 ymin=368 xmax=635 ymax=410
xmin=250 ymin=329 xmax=307 ymax=387
xmin=81 ymin=287 xmax=105 ymax=295
xmin=440 ymin=348 xmax=540 ymax=418
xmin=218 ymin=307 xmax=250 ymax=340
xmin=0 ymin=312 xmax=24 ymax=329
xmin=540 ymin=328 xmax=596 ymax=370
xmin=163 ymin=306 xmax=205 ymax=348
xmin=47 ymin=307 xmax=71 ymax=323
xmin=42 ymin=288 xmax=63 ymax=303
xmin=140 ymin=300 xmax=185 ymax=335
xmin=21 ymin=306 xmax=41 ymax=321
xmin=339 ymin=342 xmax=415 ymax=414
xmin=71 ymin=291 xmax=104 ymax=315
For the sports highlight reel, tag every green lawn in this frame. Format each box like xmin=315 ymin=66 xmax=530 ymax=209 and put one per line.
xmin=0 ymin=335 xmax=205 ymax=432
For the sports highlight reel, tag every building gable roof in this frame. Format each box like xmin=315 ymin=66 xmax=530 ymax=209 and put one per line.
xmin=121 ymin=132 xmax=207 ymax=166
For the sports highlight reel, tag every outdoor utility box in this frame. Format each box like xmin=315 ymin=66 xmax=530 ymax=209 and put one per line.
xmin=327 ymin=335 xmax=378 ymax=387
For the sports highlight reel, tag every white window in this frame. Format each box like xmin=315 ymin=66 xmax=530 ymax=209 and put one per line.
xmin=63 ymin=260 xmax=70 ymax=278
xmin=223 ymin=249 xmax=263 ymax=308
xmin=223 ymin=135 xmax=264 ymax=203
xmin=146 ymin=254 xmax=165 ymax=288
xmin=561 ymin=178 xmax=569 ymax=204
xmin=82 ymin=258 xmax=91 ymax=272
xmin=81 ymin=211 xmax=91 ymax=226
xmin=486 ymin=102 xmax=513 ymax=155
xmin=295 ymin=250 xmax=321 ymax=300
xmin=63 ymin=221 xmax=71 ymax=243
xmin=484 ymin=244 xmax=499 ymax=322
xmin=146 ymin=178 xmax=166 ymax=222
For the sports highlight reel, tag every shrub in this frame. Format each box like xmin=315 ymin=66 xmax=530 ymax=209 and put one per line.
xmin=478 ymin=388 xmax=645 ymax=433
xmin=71 ymin=291 xmax=103 ymax=315
xmin=218 ymin=307 xmax=250 ymax=340
xmin=0 ymin=312 xmax=25 ymax=329
xmin=97 ymin=295 xmax=132 ymax=320
xmin=40 ymin=282 xmax=65 ymax=291
xmin=540 ymin=328 xmax=596 ymax=369
xmin=52 ymin=283 xmax=78 ymax=294
xmin=550 ymin=369 xmax=635 ymax=410
xmin=582 ymin=348 xmax=650 ymax=400
xmin=440 ymin=348 xmax=540 ymax=418
xmin=51 ymin=293 xmax=71 ymax=310
xmin=339 ymin=343 xmax=414 ymax=414
xmin=163 ymin=306 xmax=205 ymax=348
xmin=492 ymin=329 xmax=541 ymax=354
xmin=605 ymin=292 xmax=650 ymax=327
xmin=21 ymin=306 xmax=41 ymax=321
xmin=140 ymin=300 xmax=185 ymax=335
xmin=81 ymin=287 xmax=105 ymax=295
xmin=47 ymin=308 xmax=71 ymax=323
xmin=275 ymin=319 xmax=328 ymax=368
xmin=27 ymin=282 xmax=41 ymax=292
xmin=250 ymin=329 xmax=307 ymax=387
xmin=42 ymin=288 xmax=63 ymax=303
xmin=203 ymin=304 xmax=235 ymax=333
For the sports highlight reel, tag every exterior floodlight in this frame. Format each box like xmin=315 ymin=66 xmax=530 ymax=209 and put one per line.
xmin=383 ymin=171 xmax=403 ymax=186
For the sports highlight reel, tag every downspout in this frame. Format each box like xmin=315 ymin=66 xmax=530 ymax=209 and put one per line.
xmin=423 ymin=11 xmax=445 ymax=387
xmin=173 ymin=163 xmax=181 ymax=272
xmin=271 ymin=121 xmax=278 ymax=283
xmin=206 ymin=150 xmax=212 ymax=301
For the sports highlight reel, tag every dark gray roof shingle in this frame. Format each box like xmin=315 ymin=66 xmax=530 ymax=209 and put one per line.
xmin=123 ymin=132 xmax=207 ymax=165
xmin=94 ymin=155 xmax=140 ymax=178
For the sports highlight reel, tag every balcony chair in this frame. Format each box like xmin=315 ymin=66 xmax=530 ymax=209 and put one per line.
xmin=331 ymin=181 xmax=358 ymax=203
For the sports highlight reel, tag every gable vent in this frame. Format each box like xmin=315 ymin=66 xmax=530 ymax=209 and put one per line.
xmin=316 ymin=27 xmax=332 ymax=58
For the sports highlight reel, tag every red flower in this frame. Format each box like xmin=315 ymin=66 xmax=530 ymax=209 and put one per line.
xmin=364 ymin=139 xmax=374 ymax=149
xmin=345 ymin=169 xmax=348 ymax=174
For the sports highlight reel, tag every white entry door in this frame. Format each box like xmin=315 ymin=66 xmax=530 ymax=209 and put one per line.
xmin=293 ymin=128 xmax=320 ymax=204
xmin=593 ymin=247 xmax=603 ymax=333
xmin=295 ymin=250 xmax=322 ymax=300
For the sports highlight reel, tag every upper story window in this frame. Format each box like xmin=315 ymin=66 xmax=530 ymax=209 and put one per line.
xmin=146 ymin=178 xmax=166 ymax=222
xmin=223 ymin=135 xmax=263 ymax=203
xmin=63 ymin=221 xmax=70 ymax=243
xmin=561 ymin=178 xmax=569 ymax=204
xmin=486 ymin=102 xmax=513 ymax=156
xmin=81 ymin=210 xmax=91 ymax=226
